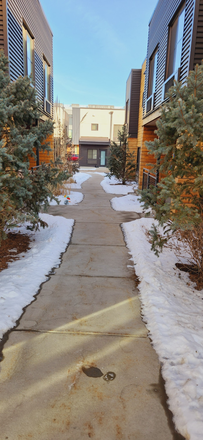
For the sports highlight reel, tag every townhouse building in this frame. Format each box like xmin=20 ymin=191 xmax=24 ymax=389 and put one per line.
xmin=0 ymin=0 xmax=54 ymax=166
xmin=71 ymin=104 xmax=125 ymax=167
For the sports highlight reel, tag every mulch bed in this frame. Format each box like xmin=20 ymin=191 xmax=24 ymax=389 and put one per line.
xmin=175 ymin=263 xmax=203 ymax=290
xmin=0 ymin=232 xmax=32 ymax=272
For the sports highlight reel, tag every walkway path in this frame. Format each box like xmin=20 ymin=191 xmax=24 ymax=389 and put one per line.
xmin=0 ymin=170 xmax=175 ymax=439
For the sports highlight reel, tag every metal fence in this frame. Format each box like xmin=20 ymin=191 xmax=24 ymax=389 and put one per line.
xmin=142 ymin=168 xmax=159 ymax=190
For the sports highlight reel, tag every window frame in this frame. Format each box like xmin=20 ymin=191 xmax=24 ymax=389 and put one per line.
xmin=88 ymin=149 xmax=97 ymax=160
xmin=165 ymin=3 xmax=185 ymax=81
xmin=91 ymin=123 xmax=99 ymax=131
xmin=43 ymin=57 xmax=51 ymax=103
xmin=146 ymin=47 xmax=158 ymax=113
xmin=23 ymin=24 xmax=34 ymax=81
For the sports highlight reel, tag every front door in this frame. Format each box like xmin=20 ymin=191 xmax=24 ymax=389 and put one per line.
xmin=100 ymin=150 xmax=106 ymax=166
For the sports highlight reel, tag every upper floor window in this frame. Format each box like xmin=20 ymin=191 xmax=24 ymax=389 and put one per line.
xmin=148 ymin=49 xmax=158 ymax=98
xmin=113 ymin=124 xmax=122 ymax=142
xmin=166 ymin=4 xmax=185 ymax=79
xmin=23 ymin=26 xmax=34 ymax=79
xmin=44 ymin=58 xmax=50 ymax=102
xmin=91 ymin=123 xmax=98 ymax=131
xmin=146 ymin=49 xmax=158 ymax=112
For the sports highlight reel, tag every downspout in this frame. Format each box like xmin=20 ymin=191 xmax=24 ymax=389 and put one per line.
xmin=109 ymin=111 xmax=113 ymax=142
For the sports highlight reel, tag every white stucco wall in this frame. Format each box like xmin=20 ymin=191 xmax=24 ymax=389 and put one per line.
xmin=79 ymin=106 xmax=125 ymax=141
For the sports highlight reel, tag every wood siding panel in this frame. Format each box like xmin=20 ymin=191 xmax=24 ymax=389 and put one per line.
xmin=138 ymin=126 xmax=157 ymax=189
xmin=28 ymin=133 xmax=54 ymax=168
xmin=128 ymin=137 xmax=138 ymax=154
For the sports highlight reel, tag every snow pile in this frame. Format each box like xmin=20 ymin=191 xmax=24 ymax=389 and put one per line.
xmin=0 ymin=214 xmax=74 ymax=340
xmin=49 ymin=191 xmax=83 ymax=206
xmin=67 ymin=172 xmax=91 ymax=189
xmin=111 ymin=194 xmax=145 ymax=213
xmin=100 ymin=175 xmax=136 ymax=194
xmin=122 ymin=217 xmax=203 ymax=440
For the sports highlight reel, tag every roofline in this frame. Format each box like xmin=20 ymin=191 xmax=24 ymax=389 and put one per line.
xmin=38 ymin=0 xmax=53 ymax=36
xmin=148 ymin=0 xmax=159 ymax=26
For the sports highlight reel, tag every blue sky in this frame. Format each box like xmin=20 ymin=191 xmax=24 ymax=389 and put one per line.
xmin=40 ymin=0 xmax=158 ymax=107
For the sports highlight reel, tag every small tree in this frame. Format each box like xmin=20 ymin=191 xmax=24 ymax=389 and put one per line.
xmin=140 ymin=64 xmax=203 ymax=275
xmin=107 ymin=125 xmax=136 ymax=184
xmin=0 ymin=51 xmax=69 ymax=242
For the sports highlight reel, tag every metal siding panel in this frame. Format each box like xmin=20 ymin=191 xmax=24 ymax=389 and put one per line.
xmin=129 ymin=70 xmax=141 ymax=137
xmin=144 ymin=0 xmax=195 ymax=116
xmin=6 ymin=0 xmax=53 ymax=118
xmin=193 ymin=0 xmax=203 ymax=66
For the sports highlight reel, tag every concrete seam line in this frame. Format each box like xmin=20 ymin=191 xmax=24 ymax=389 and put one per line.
xmin=13 ymin=329 xmax=147 ymax=338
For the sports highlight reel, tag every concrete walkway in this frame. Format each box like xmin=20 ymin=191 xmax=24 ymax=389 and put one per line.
xmin=0 ymin=170 xmax=176 ymax=439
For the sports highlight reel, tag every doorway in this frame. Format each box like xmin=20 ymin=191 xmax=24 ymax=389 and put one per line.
xmin=100 ymin=150 xmax=106 ymax=166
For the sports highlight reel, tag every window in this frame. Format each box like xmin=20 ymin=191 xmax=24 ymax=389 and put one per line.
xmin=23 ymin=26 xmax=34 ymax=79
xmin=166 ymin=4 xmax=185 ymax=80
xmin=91 ymin=123 xmax=98 ymax=131
xmin=44 ymin=59 xmax=50 ymax=102
xmin=148 ymin=50 xmax=158 ymax=98
xmin=146 ymin=49 xmax=158 ymax=112
xmin=88 ymin=149 xmax=97 ymax=160
xmin=113 ymin=124 xmax=122 ymax=142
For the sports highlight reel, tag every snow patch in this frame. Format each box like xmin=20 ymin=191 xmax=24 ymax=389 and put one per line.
xmin=100 ymin=175 xmax=136 ymax=194
xmin=122 ymin=217 xmax=203 ymax=440
xmin=0 ymin=214 xmax=74 ymax=340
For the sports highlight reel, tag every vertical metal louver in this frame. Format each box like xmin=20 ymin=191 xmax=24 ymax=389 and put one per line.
xmin=7 ymin=8 xmax=24 ymax=81
xmin=144 ymin=0 xmax=195 ymax=116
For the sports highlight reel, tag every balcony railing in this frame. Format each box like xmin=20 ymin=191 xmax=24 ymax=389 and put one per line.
xmin=142 ymin=168 xmax=159 ymax=190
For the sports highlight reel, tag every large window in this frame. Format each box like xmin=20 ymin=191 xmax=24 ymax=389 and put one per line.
xmin=88 ymin=149 xmax=97 ymax=160
xmin=44 ymin=59 xmax=50 ymax=102
xmin=146 ymin=49 xmax=158 ymax=112
xmin=148 ymin=50 xmax=158 ymax=98
xmin=23 ymin=26 xmax=34 ymax=79
xmin=166 ymin=4 xmax=185 ymax=79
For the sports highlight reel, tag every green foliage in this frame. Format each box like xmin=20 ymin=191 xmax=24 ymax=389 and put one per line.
xmin=139 ymin=64 xmax=203 ymax=254
xmin=107 ymin=125 xmax=136 ymax=184
xmin=0 ymin=51 xmax=69 ymax=243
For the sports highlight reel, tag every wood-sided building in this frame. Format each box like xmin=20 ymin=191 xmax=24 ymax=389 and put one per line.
xmin=0 ymin=0 xmax=54 ymax=166
xmin=139 ymin=0 xmax=203 ymax=189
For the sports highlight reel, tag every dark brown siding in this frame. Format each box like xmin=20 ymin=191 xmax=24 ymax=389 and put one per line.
xmin=79 ymin=145 xmax=110 ymax=167
xmin=129 ymin=70 xmax=141 ymax=138
xmin=144 ymin=0 xmax=195 ymax=116
xmin=0 ymin=0 xmax=8 ymax=54
xmin=5 ymin=0 xmax=53 ymax=118
xmin=190 ymin=0 xmax=203 ymax=67
xmin=125 ymin=69 xmax=141 ymax=138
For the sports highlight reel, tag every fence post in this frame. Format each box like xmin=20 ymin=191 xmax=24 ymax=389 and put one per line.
xmin=147 ymin=171 xmax=150 ymax=189
xmin=156 ymin=169 xmax=159 ymax=186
